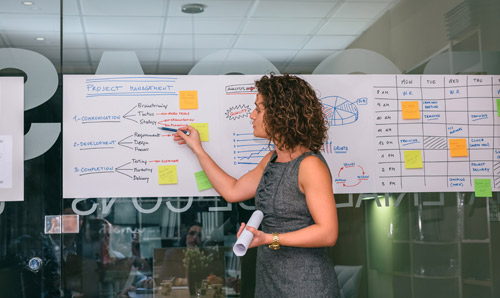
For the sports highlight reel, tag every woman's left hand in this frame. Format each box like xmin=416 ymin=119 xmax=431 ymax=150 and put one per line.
xmin=237 ymin=223 xmax=270 ymax=249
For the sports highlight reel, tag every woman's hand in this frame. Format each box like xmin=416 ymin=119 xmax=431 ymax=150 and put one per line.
xmin=173 ymin=125 xmax=203 ymax=155
xmin=237 ymin=223 xmax=270 ymax=249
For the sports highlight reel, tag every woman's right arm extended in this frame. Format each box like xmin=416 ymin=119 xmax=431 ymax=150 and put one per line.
xmin=173 ymin=125 xmax=271 ymax=203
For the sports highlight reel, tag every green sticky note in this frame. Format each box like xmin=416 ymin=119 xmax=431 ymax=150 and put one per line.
xmin=497 ymin=99 xmax=500 ymax=117
xmin=195 ymin=171 xmax=212 ymax=191
xmin=474 ymin=179 xmax=492 ymax=197
xmin=404 ymin=150 xmax=423 ymax=169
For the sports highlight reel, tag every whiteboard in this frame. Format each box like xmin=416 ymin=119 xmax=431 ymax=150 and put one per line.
xmin=63 ymin=75 xmax=500 ymax=198
xmin=0 ymin=77 xmax=24 ymax=201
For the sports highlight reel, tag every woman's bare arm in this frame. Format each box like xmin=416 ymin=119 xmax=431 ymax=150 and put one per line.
xmin=239 ymin=155 xmax=338 ymax=247
xmin=174 ymin=126 xmax=271 ymax=202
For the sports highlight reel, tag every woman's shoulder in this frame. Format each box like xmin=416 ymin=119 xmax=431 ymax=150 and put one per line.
xmin=299 ymin=152 xmax=329 ymax=173
xmin=297 ymin=152 xmax=332 ymax=192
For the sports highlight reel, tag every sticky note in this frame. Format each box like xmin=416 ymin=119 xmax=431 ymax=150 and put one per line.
xmin=179 ymin=90 xmax=198 ymax=109
xmin=190 ymin=123 xmax=209 ymax=142
xmin=474 ymin=179 xmax=492 ymax=197
xmin=404 ymin=150 xmax=423 ymax=168
xmin=497 ymin=99 xmax=500 ymax=117
xmin=195 ymin=171 xmax=213 ymax=191
xmin=158 ymin=165 xmax=178 ymax=184
xmin=449 ymin=139 xmax=468 ymax=157
xmin=401 ymin=101 xmax=420 ymax=119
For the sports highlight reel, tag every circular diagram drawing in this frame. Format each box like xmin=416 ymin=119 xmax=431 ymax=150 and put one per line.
xmin=335 ymin=163 xmax=369 ymax=187
xmin=321 ymin=96 xmax=359 ymax=126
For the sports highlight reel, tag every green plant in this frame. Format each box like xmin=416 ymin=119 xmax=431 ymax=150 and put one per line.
xmin=183 ymin=247 xmax=213 ymax=272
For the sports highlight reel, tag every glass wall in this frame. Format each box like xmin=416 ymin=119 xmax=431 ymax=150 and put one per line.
xmin=1 ymin=0 xmax=499 ymax=297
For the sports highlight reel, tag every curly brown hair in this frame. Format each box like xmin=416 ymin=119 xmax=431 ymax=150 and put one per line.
xmin=255 ymin=74 xmax=328 ymax=153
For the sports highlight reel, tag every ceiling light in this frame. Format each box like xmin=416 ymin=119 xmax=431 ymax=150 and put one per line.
xmin=22 ymin=1 xmax=34 ymax=5
xmin=181 ymin=3 xmax=205 ymax=14
xmin=35 ymin=37 xmax=45 ymax=41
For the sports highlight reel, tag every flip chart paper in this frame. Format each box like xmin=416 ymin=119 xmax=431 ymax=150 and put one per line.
xmin=179 ymin=90 xmax=198 ymax=109
xmin=474 ymin=179 xmax=492 ymax=197
xmin=190 ymin=123 xmax=209 ymax=142
xmin=449 ymin=139 xmax=468 ymax=157
xmin=159 ymin=165 xmax=178 ymax=184
xmin=0 ymin=135 xmax=13 ymax=188
xmin=404 ymin=150 xmax=423 ymax=169
xmin=62 ymin=74 xmax=500 ymax=197
xmin=401 ymin=101 xmax=420 ymax=119
xmin=194 ymin=171 xmax=212 ymax=191
xmin=0 ymin=78 xmax=24 ymax=201
xmin=233 ymin=210 xmax=264 ymax=256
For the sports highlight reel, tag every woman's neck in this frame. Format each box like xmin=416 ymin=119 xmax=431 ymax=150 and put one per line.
xmin=275 ymin=145 xmax=309 ymax=162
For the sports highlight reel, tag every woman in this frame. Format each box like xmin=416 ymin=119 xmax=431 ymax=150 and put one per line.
xmin=174 ymin=74 xmax=340 ymax=297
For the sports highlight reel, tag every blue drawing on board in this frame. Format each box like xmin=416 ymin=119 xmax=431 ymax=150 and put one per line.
xmin=232 ymin=132 xmax=273 ymax=165
xmin=321 ymin=96 xmax=364 ymax=126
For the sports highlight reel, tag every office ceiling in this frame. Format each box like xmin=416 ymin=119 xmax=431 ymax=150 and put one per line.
xmin=0 ymin=0 xmax=399 ymax=74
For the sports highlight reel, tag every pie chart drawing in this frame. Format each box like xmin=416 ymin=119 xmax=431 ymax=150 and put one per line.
xmin=321 ymin=96 xmax=359 ymax=126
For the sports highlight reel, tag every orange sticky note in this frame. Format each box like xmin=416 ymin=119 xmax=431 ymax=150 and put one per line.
xmin=404 ymin=150 xmax=423 ymax=169
xmin=158 ymin=165 xmax=178 ymax=184
xmin=402 ymin=101 xmax=420 ymax=119
xmin=449 ymin=139 xmax=468 ymax=157
xmin=179 ymin=90 xmax=198 ymax=109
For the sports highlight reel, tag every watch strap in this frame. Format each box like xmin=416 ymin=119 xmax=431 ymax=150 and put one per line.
xmin=268 ymin=232 xmax=280 ymax=250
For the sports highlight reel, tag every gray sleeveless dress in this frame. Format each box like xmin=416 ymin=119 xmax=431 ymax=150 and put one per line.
xmin=254 ymin=151 xmax=340 ymax=298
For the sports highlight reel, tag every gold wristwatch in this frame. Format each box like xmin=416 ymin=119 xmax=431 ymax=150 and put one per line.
xmin=268 ymin=232 xmax=280 ymax=250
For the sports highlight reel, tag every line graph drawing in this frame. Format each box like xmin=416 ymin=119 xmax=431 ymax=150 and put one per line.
xmin=321 ymin=96 xmax=364 ymax=126
xmin=232 ymin=132 xmax=273 ymax=165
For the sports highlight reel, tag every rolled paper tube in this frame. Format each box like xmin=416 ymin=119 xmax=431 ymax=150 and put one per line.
xmin=233 ymin=210 xmax=264 ymax=256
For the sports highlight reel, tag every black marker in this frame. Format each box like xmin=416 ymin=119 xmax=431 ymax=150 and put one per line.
xmin=158 ymin=126 xmax=190 ymax=136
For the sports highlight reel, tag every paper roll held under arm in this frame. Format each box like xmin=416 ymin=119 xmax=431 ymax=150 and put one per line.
xmin=233 ymin=210 xmax=264 ymax=256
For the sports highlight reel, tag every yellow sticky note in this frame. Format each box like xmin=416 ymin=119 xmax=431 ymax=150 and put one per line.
xmin=449 ymin=139 xmax=468 ymax=157
xmin=401 ymin=101 xmax=420 ymax=119
xmin=404 ymin=150 xmax=423 ymax=169
xmin=190 ymin=123 xmax=209 ymax=142
xmin=195 ymin=171 xmax=213 ymax=191
xmin=158 ymin=165 xmax=178 ymax=184
xmin=179 ymin=90 xmax=198 ymax=109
